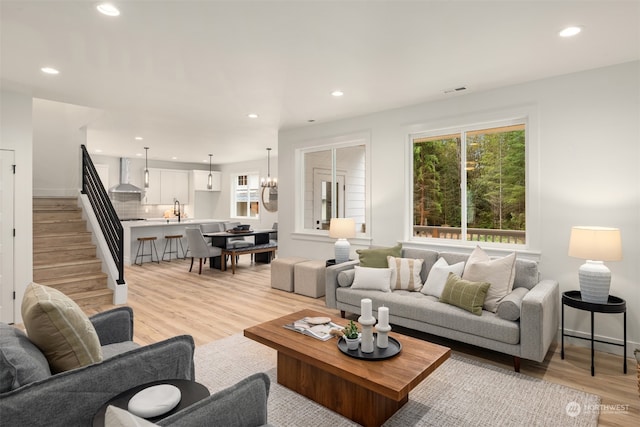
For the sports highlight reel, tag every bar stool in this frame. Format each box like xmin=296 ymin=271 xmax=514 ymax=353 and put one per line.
xmin=162 ymin=234 xmax=185 ymax=261
xmin=135 ymin=236 xmax=160 ymax=265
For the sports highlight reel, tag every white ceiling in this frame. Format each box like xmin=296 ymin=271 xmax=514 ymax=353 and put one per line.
xmin=1 ymin=1 xmax=639 ymax=165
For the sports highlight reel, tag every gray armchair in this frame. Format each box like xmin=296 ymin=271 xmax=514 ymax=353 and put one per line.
xmin=0 ymin=307 xmax=194 ymax=426
xmin=0 ymin=307 xmax=274 ymax=427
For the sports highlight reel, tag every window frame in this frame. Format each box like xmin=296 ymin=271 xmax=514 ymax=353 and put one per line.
xmin=293 ymin=132 xmax=372 ymax=243
xmin=230 ymin=171 xmax=260 ymax=219
xmin=407 ymin=110 xmax=539 ymax=252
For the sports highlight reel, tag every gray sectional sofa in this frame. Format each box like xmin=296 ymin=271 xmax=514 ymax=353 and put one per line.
xmin=325 ymin=247 xmax=559 ymax=371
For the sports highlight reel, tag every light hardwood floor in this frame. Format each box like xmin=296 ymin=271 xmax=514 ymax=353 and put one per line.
xmin=84 ymin=257 xmax=639 ymax=427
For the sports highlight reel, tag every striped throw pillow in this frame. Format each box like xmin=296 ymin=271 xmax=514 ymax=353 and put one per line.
xmin=387 ymin=256 xmax=424 ymax=292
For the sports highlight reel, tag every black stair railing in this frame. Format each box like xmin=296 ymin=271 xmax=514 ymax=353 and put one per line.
xmin=81 ymin=144 xmax=125 ymax=284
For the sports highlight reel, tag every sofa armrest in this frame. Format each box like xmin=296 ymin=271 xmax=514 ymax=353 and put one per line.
xmin=0 ymin=335 xmax=195 ymax=427
xmin=158 ymin=373 xmax=271 ymax=427
xmin=325 ymin=260 xmax=359 ymax=309
xmin=90 ymin=306 xmax=134 ymax=345
xmin=520 ymin=279 xmax=560 ymax=362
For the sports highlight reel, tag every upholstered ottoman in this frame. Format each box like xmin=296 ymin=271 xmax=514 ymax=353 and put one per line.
xmin=294 ymin=260 xmax=327 ymax=298
xmin=270 ymin=257 xmax=308 ymax=292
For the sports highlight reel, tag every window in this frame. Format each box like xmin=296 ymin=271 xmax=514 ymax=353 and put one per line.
xmin=232 ymin=173 xmax=259 ymax=218
xmin=297 ymin=136 xmax=368 ymax=235
xmin=412 ymin=121 xmax=526 ymax=245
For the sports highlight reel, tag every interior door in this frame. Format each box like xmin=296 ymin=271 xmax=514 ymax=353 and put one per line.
xmin=313 ymin=169 xmax=345 ymax=230
xmin=0 ymin=149 xmax=15 ymax=323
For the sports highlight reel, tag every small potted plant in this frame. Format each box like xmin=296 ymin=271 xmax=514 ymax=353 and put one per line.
xmin=343 ymin=320 xmax=360 ymax=351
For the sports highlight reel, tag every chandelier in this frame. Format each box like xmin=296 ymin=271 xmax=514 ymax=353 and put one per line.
xmin=260 ymin=148 xmax=277 ymax=188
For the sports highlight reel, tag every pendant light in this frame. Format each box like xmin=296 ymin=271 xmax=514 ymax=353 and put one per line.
xmin=207 ymin=154 xmax=213 ymax=190
xmin=144 ymin=147 xmax=150 ymax=188
xmin=260 ymin=148 xmax=277 ymax=188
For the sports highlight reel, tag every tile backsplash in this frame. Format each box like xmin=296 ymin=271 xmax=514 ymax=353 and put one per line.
xmin=110 ymin=194 xmax=191 ymax=219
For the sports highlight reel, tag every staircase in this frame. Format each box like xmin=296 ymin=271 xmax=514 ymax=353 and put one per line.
xmin=33 ymin=197 xmax=113 ymax=309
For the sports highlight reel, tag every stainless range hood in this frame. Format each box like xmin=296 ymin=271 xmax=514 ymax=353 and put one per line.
xmin=108 ymin=158 xmax=144 ymax=196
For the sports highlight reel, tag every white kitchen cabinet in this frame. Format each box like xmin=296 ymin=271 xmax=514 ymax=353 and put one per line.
xmin=192 ymin=170 xmax=221 ymax=191
xmin=141 ymin=168 xmax=188 ymax=205
xmin=160 ymin=170 xmax=189 ymax=204
xmin=142 ymin=168 xmax=161 ymax=205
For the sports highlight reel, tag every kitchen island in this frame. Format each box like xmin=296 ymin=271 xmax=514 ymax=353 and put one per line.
xmin=122 ymin=219 xmax=227 ymax=265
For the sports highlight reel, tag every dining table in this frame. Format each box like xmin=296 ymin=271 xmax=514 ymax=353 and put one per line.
xmin=203 ymin=229 xmax=276 ymax=269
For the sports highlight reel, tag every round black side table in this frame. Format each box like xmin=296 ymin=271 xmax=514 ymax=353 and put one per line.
xmin=93 ymin=379 xmax=210 ymax=426
xmin=561 ymin=290 xmax=626 ymax=376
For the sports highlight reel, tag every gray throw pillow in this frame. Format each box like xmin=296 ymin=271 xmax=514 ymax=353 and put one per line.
xmin=496 ymin=287 xmax=529 ymax=321
xmin=0 ymin=323 xmax=51 ymax=391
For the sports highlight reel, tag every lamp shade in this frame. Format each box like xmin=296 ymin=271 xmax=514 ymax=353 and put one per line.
xmin=568 ymin=226 xmax=622 ymax=261
xmin=329 ymin=218 xmax=356 ymax=239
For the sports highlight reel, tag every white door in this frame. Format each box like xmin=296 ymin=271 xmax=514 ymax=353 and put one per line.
xmin=313 ymin=169 xmax=345 ymax=230
xmin=0 ymin=149 xmax=15 ymax=323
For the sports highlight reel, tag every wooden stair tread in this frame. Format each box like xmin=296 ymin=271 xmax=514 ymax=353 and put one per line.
xmin=34 ymin=243 xmax=96 ymax=253
xmin=37 ymin=272 xmax=108 ymax=286
xmin=33 ymin=259 xmax=102 ymax=270
xmin=33 ymin=218 xmax=86 ymax=224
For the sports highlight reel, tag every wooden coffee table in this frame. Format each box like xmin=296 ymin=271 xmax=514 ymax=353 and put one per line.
xmin=244 ymin=309 xmax=450 ymax=427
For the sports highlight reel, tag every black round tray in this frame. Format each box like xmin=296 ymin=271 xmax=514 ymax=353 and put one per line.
xmin=337 ymin=334 xmax=402 ymax=360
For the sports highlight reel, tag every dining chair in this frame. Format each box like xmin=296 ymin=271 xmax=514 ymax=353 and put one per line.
xmin=185 ymin=227 xmax=222 ymax=274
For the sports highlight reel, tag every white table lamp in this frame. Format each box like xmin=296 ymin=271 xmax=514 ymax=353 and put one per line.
xmin=568 ymin=226 xmax=622 ymax=304
xmin=329 ymin=218 xmax=355 ymax=264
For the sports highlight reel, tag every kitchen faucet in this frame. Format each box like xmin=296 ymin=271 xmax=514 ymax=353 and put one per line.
xmin=174 ymin=200 xmax=181 ymax=222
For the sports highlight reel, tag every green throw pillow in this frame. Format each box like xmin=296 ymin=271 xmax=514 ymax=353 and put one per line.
xmin=356 ymin=244 xmax=402 ymax=268
xmin=439 ymin=273 xmax=490 ymax=316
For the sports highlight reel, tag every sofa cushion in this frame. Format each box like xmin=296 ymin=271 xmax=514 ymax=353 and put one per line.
xmin=496 ymin=287 xmax=529 ymax=321
xmin=421 ymin=257 xmax=465 ymax=298
xmin=335 ymin=287 xmax=520 ymax=344
xmin=440 ymin=273 xmax=490 ymax=316
xmin=0 ymin=323 xmax=51 ymax=392
xmin=356 ymin=244 xmax=402 ymax=268
xmin=101 ymin=341 xmax=141 ymax=360
xmin=21 ymin=282 xmax=103 ymax=373
xmin=401 ymin=248 xmax=439 ymax=282
xmin=462 ymin=246 xmax=516 ymax=312
xmin=513 ymin=258 xmax=539 ymax=290
xmin=387 ymin=256 xmax=423 ymax=291
xmin=351 ymin=266 xmax=392 ymax=292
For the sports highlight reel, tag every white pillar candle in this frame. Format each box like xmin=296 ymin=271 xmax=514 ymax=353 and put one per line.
xmin=361 ymin=298 xmax=373 ymax=319
xmin=378 ymin=306 xmax=389 ymax=328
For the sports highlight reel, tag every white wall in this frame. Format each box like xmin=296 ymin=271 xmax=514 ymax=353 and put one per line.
xmin=279 ymin=61 xmax=640 ymax=356
xmin=0 ymin=90 xmax=33 ymax=323
xmin=32 ymin=99 xmax=102 ymax=197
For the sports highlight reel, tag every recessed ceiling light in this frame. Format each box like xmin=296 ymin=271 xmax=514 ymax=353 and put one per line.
xmin=331 ymin=90 xmax=344 ymax=97
xmin=171 ymin=156 xmax=177 ymax=160
xmin=248 ymin=113 xmax=259 ymax=119
xmin=135 ymin=153 xmax=142 ymax=157
xmin=135 ymin=136 xmax=143 ymax=140
xmin=559 ymin=26 xmax=582 ymax=37
xmin=95 ymin=149 xmax=103 ymax=153
xmin=97 ymin=3 xmax=120 ymax=16
xmin=41 ymin=67 xmax=59 ymax=75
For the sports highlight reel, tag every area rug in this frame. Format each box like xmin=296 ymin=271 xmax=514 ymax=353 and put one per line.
xmin=195 ymin=334 xmax=600 ymax=426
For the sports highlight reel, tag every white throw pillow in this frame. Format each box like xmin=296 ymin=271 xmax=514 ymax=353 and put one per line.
xmin=421 ymin=257 xmax=465 ymax=298
xmin=105 ymin=405 xmax=158 ymax=427
xmin=462 ymin=246 xmax=517 ymax=312
xmin=351 ymin=266 xmax=392 ymax=292
xmin=387 ymin=256 xmax=423 ymax=291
